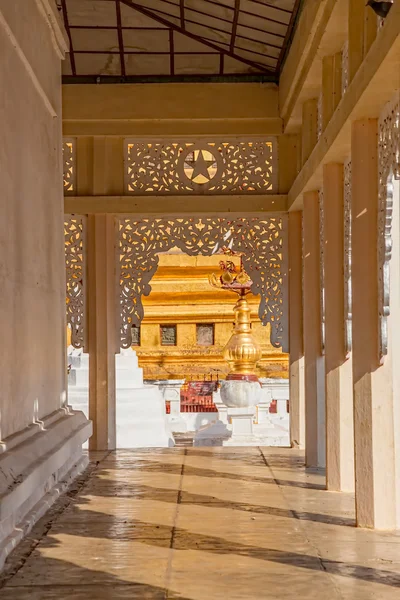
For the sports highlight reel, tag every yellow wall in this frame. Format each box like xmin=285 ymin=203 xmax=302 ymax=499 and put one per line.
xmin=135 ymin=251 xmax=288 ymax=380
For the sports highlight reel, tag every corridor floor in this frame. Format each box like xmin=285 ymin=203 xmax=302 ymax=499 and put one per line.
xmin=1 ymin=448 xmax=400 ymax=599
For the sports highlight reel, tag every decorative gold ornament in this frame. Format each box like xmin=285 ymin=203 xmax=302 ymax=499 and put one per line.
xmin=209 ymin=251 xmax=261 ymax=377
xmin=223 ymin=292 xmax=262 ymax=375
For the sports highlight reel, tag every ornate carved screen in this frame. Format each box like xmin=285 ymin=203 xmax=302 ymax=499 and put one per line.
xmin=65 ymin=215 xmax=86 ymax=349
xmin=124 ymin=138 xmax=277 ymax=195
xmin=63 ymin=138 xmax=76 ymax=195
xmin=118 ymin=216 xmax=288 ymax=352
xmin=378 ymin=92 xmax=400 ymax=361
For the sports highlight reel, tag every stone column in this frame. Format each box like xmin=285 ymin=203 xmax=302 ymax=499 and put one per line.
xmin=351 ymin=119 xmax=397 ymax=528
xmin=303 ymin=191 xmax=325 ymax=468
xmin=87 ymin=214 xmax=117 ymax=450
xmin=288 ymin=212 xmax=305 ymax=448
xmin=323 ymin=164 xmax=354 ymax=492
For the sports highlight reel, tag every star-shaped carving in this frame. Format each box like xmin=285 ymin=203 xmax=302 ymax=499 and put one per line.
xmin=184 ymin=149 xmax=217 ymax=184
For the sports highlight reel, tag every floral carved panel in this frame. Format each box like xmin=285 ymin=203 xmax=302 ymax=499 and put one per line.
xmin=63 ymin=138 xmax=76 ymax=195
xmin=118 ymin=216 xmax=288 ymax=351
xmin=65 ymin=215 xmax=86 ymax=349
xmin=378 ymin=93 xmax=400 ymax=361
xmin=124 ymin=138 xmax=277 ymax=195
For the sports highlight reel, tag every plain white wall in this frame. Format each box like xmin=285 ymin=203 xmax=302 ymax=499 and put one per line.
xmin=0 ymin=0 xmax=66 ymax=439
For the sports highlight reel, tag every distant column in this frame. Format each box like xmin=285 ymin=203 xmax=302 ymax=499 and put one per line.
xmin=303 ymin=191 xmax=325 ymax=468
xmin=87 ymin=214 xmax=117 ymax=450
xmin=288 ymin=212 xmax=305 ymax=448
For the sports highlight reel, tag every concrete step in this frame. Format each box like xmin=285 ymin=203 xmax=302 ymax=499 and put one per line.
xmin=174 ymin=433 xmax=194 ymax=447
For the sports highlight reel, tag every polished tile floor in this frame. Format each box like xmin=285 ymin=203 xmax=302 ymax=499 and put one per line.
xmin=1 ymin=447 xmax=400 ymax=599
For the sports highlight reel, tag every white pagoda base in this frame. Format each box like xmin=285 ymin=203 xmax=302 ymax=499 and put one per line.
xmin=67 ymin=347 xmax=174 ymax=448
xmin=117 ymin=385 xmax=174 ymax=448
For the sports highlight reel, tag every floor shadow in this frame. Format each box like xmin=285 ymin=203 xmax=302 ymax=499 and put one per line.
xmin=116 ymin=459 xmax=326 ymax=490
xmin=24 ymin=509 xmax=400 ymax=590
xmin=1 ymin=451 xmax=399 ymax=599
xmin=0 ymin=554 xmax=193 ymax=599
xmin=80 ymin=476 xmax=353 ymax=527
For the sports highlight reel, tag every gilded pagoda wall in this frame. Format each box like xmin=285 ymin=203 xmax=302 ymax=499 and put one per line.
xmin=136 ymin=253 xmax=288 ymax=380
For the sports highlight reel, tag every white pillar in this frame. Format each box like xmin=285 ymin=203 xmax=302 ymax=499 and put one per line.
xmin=87 ymin=214 xmax=117 ymax=450
xmin=303 ymin=192 xmax=325 ymax=468
xmin=288 ymin=212 xmax=305 ymax=448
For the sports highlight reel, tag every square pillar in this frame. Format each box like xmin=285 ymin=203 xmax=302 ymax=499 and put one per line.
xmin=288 ymin=212 xmax=305 ymax=448
xmin=323 ymin=164 xmax=354 ymax=492
xmin=303 ymin=192 xmax=325 ymax=468
xmin=351 ymin=119 xmax=397 ymax=528
xmin=87 ymin=214 xmax=117 ymax=450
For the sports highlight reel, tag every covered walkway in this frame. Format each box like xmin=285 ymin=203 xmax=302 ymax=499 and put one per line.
xmin=1 ymin=448 xmax=400 ymax=599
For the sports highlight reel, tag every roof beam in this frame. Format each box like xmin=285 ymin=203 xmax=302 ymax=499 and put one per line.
xmin=230 ymin=0 xmax=240 ymax=53
xmin=248 ymin=0 xmax=292 ymax=15
xmin=276 ymin=0 xmax=303 ymax=72
xmin=180 ymin=0 xmax=185 ymax=29
xmin=116 ymin=0 xmax=126 ymax=77
xmin=138 ymin=5 xmax=279 ymax=61
xmin=169 ymin=29 xmax=174 ymax=75
xmin=119 ymin=0 xmax=274 ymax=74
xmin=61 ymin=0 xmax=76 ymax=75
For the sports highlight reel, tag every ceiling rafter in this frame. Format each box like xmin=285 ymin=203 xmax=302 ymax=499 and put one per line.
xmin=248 ymin=0 xmax=292 ymax=15
xmin=148 ymin=0 xmax=285 ymax=46
xmin=116 ymin=0 xmax=126 ymax=76
xmin=140 ymin=5 xmax=279 ymax=59
xmin=169 ymin=29 xmax=175 ymax=74
xmin=60 ymin=0 xmax=302 ymax=80
xmin=198 ymin=0 xmax=288 ymax=28
xmin=119 ymin=0 xmax=274 ymax=74
xmin=61 ymin=0 xmax=76 ymax=75
xmin=276 ymin=0 xmax=302 ymax=72
xmin=230 ymin=0 xmax=240 ymax=53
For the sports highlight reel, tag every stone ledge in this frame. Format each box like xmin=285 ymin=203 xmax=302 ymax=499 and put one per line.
xmin=0 ymin=408 xmax=92 ymax=568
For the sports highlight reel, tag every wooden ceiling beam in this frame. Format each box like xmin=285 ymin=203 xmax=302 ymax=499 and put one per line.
xmin=153 ymin=0 xmax=284 ymax=48
xmin=276 ymin=0 xmax=303 ymax=72
xmin=248 ymin=0 xmax=292 ymax=15
xmin=230 ymin=0 xmax=240 ymax=53
xmin=61 ymin=0 xmax=76 ymax=75
xmin=119 ymin=0 xmax=274 ymax=74
xmin=116 ymin=0 xmax=126 ymax=77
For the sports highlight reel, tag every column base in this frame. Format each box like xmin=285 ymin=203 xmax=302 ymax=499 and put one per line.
xmin=0 ymin=407 xmax=92 ymax=569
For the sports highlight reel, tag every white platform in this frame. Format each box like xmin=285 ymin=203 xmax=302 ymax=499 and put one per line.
xmin=194 ymin=380 xmax=290 ymax=447
xmin=0 ymin=407 xmax=91 ymax=569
